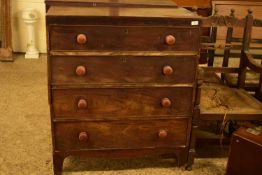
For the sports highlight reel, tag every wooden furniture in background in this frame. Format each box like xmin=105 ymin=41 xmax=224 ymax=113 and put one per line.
xmin=172 ymin=0 xmax=212 ymax=17
xmin=242 ymin=13 xmax=262 ymax=100
xmin=173 ymin=0 xmax=211 ymax=9
xmin=0 ymin=0 xmax=12 ymax=61
xmin=210 ymin=1 xmax=262 ymax=92
xmin=197 ymin=11 xmax=262 ymax=144
xmin=212 ymin=1 xmax=262 ymax=40
xmin=45 ymin=0 xmax=201 ymax=174
xmin=226 ymin=126 xmax=262 ymax=175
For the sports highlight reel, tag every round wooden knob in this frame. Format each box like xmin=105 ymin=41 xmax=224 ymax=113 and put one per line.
xmin=163 ymin=65 xmax=173 ymax=76
xmin=75 ymin=66 xmax=86 ymax=76
xmin=161 ymin=98 xmax=172 ymax=108
xmin=158 ymin=130 xmax=168 ymax=138
xmin=76 ymin=34 xmax=87 ymax=44
xmin=165 ymin=35 xmax=176 ymax=45
xmin=79 ymin=132 xmax=88 ymax=141
xmin=77 ymin=99 xmax=88 ymax=109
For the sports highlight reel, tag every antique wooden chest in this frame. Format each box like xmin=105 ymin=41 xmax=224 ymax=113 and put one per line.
xmin=45 ymin=1 xmax=201 ymax=174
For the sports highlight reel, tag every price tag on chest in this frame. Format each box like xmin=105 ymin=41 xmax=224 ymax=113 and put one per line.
xmin=191 ymin=21 xmax=199 ymax=26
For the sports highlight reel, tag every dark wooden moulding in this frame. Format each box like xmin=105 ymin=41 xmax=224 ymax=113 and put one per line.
xmin=0 ymin=0 xmax=13 ymax=61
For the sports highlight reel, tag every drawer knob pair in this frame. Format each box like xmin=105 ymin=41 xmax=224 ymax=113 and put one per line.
xmin=165 ymin=35 xmax=176 ymax=45
xmin=158 ymin=129 xmax=168 ymax=138
xmin=161 ymin=98 xmax=172 ymax=108
xmin=75 ymin=66 xmax=86 ymax=76
xmin=163 ymin=65 xmax=173 ymax=76
xmin=79 ymin=130 xmax=167 ymax=141
xmin=79 ymin=132 xmax=88 ymax=141
xmin=77 ymin=34 xmax=87 ymax=44
xmin=78 ymin=98 xmax=171 ymax=109
xmin=78 ymin=99 xmax=88 ymax=109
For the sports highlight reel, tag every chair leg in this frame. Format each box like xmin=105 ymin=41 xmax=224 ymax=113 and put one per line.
xmin=208 ymin=27 xmax=217 ymax=67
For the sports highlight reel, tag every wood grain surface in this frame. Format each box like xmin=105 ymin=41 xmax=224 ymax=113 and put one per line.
xmin=52 ymin=87 xmax=194 ymax=118
xmin=50 ymin=56 xmax=197 ymax=84
xmin=49 ymin=25 xmax=200 ymax=51
xmin=54 ymin=119 xmax=190 ymax=150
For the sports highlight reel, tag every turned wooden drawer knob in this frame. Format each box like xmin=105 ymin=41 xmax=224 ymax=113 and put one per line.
xmin=165 ymin=35 xmax=176 ymax=45
xmin=79 ymin=132 xmax=88 ymax=141
xmin=75 ymin=66 xmax=86 ymax=76
xmin=158 ymin=129 xmax=168 ymax=138
xmin=163 ymin=65 xmax=173 ymax=76
xmin=161 ymin=98 xmax=172 ymax=108
xmin=77 ymin=99 xmax=88 ymax=109
xmin=76 ymin=34 xmax=87 ymax=44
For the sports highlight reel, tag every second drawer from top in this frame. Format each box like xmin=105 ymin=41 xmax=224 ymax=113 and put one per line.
xmin=50 ymin=55 xmax=197 ymax=85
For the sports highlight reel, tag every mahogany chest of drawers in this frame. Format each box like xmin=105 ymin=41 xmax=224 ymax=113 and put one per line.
xmin=45 ymin=1 xmax=201 ymax=174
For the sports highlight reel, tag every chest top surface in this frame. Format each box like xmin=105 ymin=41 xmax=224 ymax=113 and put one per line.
xmin=45 ymin=0 xmax=178 ymax=7
xmin=46 ymin=0 xmax=200 ymax=19
xmin=47 ymin=6 xmax=197 ymax=18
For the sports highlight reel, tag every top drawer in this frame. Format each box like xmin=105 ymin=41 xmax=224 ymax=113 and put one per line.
xmin=49 ymin=25 xmax=199 ymax=51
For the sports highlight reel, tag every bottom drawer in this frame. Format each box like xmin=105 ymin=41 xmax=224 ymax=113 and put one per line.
xmin=54 ymin=118 xmax=191 ymax=151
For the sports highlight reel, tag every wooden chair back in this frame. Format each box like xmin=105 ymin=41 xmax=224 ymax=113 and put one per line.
xmin=239 ymin=11 xmax=262 ymax=99
xmin=201 ymin=9 xmax=262 ymax=95
xmin=198 ymin=10 xmax=262 ymax=120
xmin=200 ymin=9 xmax=246 ymax=77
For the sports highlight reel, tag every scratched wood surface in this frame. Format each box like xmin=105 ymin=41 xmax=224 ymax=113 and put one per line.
xmin=50 ymin=56 xmax=197 ymax=85
xmin=54 ymin=119 xmax=190 ymax=150
xmin=49 ymin=25 xmax=200 ymax=51
xmin=45 ymin=0 xmax=178 ymax=7
xmin=52 ymin=87 xmax=194 ymax=118
xmin=46 ymin=1 xmax=200 ymax=174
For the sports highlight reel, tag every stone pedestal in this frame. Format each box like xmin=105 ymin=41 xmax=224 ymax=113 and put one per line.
xmin=22 ymin=8 xmax=39 ymax=59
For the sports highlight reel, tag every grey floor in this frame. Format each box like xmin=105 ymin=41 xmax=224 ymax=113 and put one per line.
xmin=0 ymin=54 xmax=227 ymax=175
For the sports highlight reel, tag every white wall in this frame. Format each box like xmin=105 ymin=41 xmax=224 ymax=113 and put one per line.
xmin=11 ymin=0 xmax=46 ymax=53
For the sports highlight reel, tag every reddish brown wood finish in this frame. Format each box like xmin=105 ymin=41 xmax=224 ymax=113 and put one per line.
xmin=52 ymin=87 xmax=193 ymax=118
xmin=49 ymin=26 xmax=200 ymax=51
xmin=54 ymin=119 xmax=190 ymax=151
xmin=50 ymin=56 xmax=197 ymax=84
xmin=0 ymin=0 xmax=13 ymax=61
xmin=45 ymin=0 xmax=178 ymax=9
xmin=46 ymin=1 xmax=200 ymax=174
xmin=226 ymin=127 xmax=262 ymax=175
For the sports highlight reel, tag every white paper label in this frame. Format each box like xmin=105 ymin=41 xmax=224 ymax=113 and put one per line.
xmin=191 ymin=21 xmax=199 ymax=26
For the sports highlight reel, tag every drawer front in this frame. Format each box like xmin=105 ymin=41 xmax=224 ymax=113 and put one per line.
xmin=54 ymin=119 xmax=191 ymax=150
xmin=52 ymin=87 xmax=193 ymax=118
xmin=51 ymin=56 xmax=197 ymax=84
xmin=49 ymin=25 xmax=199 ymax=51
